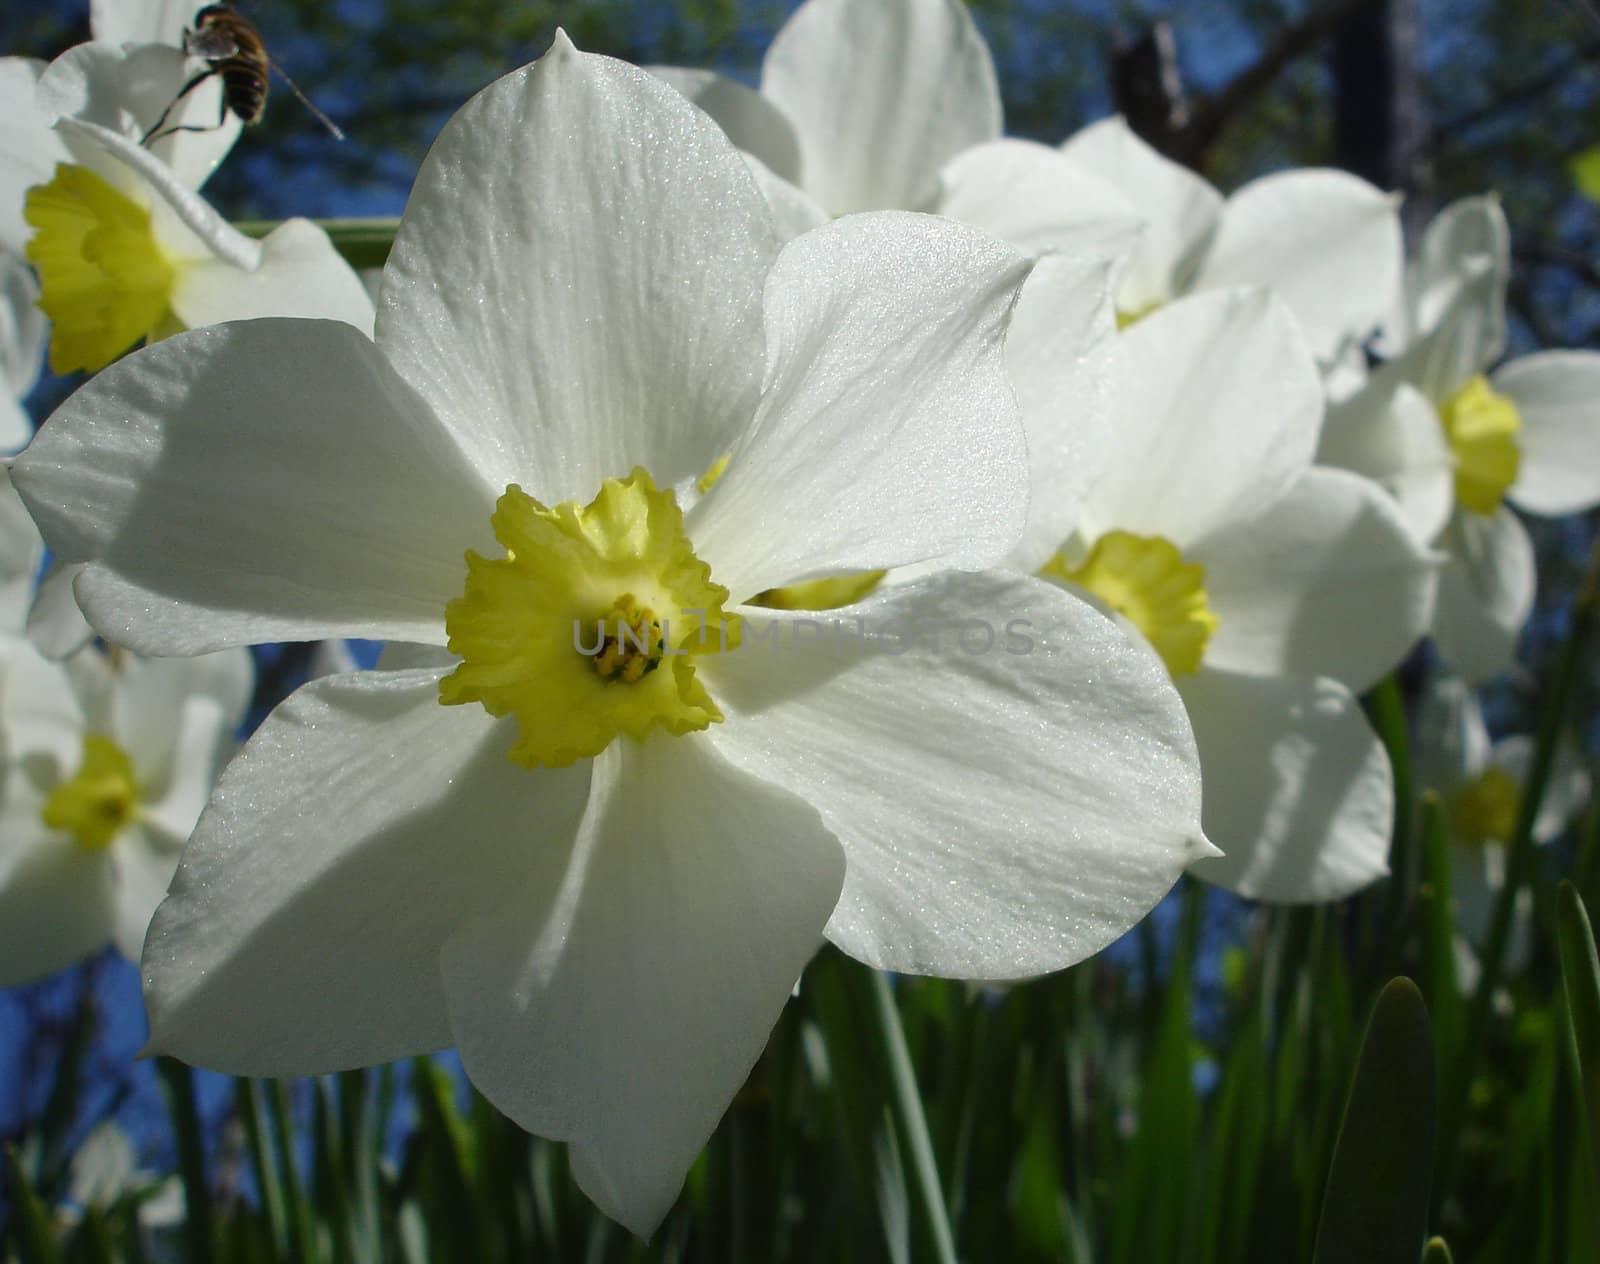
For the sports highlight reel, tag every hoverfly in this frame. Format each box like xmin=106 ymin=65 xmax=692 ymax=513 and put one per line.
xmin=142 ymin=4 xmax=344 ymax=145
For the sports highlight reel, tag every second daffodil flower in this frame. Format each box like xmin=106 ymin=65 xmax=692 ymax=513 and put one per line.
xmin=15 ymin=36 xmax=1212 ymax=1235
xmin=1007 ymin=271 xmax=1439 ymax=902
xmin=1 ymin=36 xmax=372 ymax=374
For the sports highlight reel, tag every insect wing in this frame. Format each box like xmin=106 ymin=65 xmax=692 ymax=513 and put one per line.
xmin=185 ymin=24 xmax=240 ymax=60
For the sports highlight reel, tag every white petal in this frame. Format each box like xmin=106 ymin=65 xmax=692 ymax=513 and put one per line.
xmin=1193 ymin=170 xmax=1403 ymax=362
xmin=1431 ymin=507 xmax=1535 ymax=683
xmin=1198 ymin=467 xmax=1438 ymax=692
xmin=688 ymin=213 xmax=1031 ymax=602
xmin=90 ymin=0 xmax=193 ymax=47
xmin=646 ymin=65 xmax=803 ymax=186
xmin=12 ymin=319 xmax=495 ymax=654
xmin=1 ymin=249 xmax=46 ymax=444
xmin=0 ymin=634 xmax=85 ymax=774
xmin=442 ymin=736 xmax=843 ymax=1238
xmin=935 ymin=139 xmax=1145 ymax=260
xmin=0 ymin=800 xmax=115 ymax=987
xmin=1496 ymin=351 xmax=1600 ymax=516
xmin=1412 ymin=670 xmax=1490 ymax=793
xmin=1181 ymin=668 xmax=1393 ymax=902
xmin=1489 ymin=735 xmax=1591 ymax=845
xmin=1318 ymin=375 xmax=1454 ymax=544
xmin=0 ymin=465 xmax=43 ymax=633
xmin=36 ymin=41 xmax=239 ymax=193
xmin=56 ymin=116 xmax=259 ymax=271
xmin=142 ymin=668 xmax=593 ymax=1073
xmin=1003 ymin=253 xmax=1118 ymax=567
xmin=172 ymin=218 xmax=375 ymax=334
xmin=114 ymin=648 xmax=252 ymax=815
xmin=1080 ymin=287 xmax=1321 ymax=547
xmin=761 ymin=0 xmax=1001 ymax=214
xmin=699 ymin=571 xmax=1210 ymax=978
xmin=1409 ymin=195 xmax=1509 ymax=359
xmin=0 ymin=57 xmax=69 ymax=256
xmin=1057 ymin=116 xmax=1222 ymax=311
xmin=26 ymin=562 xmax=95 ymax=661
xmin=1381 ymin=252 xmax=1500 ymax=405
xmin=741 ymin=155 xmax=830 ymax=241
xmin=108 ymin=821 xmax=182 ymax=963
xmin=379 ymin=34 xmax=780 ymax=504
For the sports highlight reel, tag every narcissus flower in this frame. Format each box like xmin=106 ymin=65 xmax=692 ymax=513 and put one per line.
xmin=1322 ymin=196 xmax=1600 ymax=680
xmin=1414 ymin=670 xmax=1589 ymax=976
xmin=1007 ymin=273 xmax=1438 ymax=901
xmin=1 ymin=38 xmax=371 ymax=374
xmin=15 ymin=38 xmax=1211 ymax=1235
xmin=0 ymin=635 xmax=252 ymax=986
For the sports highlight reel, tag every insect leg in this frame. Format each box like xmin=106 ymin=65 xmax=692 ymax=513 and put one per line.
xmin=141 ymin=68 xmax=217 ymax=145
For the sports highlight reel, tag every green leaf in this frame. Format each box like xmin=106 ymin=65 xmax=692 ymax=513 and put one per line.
xmin=1313 ymin=978 xmax=1436 ymax=1264
xmin=156 ymin=1058 xmax=215 ymax=1264
xmin=3 ymin=1142 xmax=64 ymax=1264
xmin=1417 ymin=793 xmax=1462 ymax=1050
xmin=1557 ymin=881 xmax=1600 ymax=1186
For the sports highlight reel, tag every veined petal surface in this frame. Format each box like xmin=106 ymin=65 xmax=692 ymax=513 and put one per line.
xmin=0 ymin=57 xmax=69 ymax=255
xmin=1319 ymin=376 xmax=1454 ymax=545
xmin=935 ymin=139 xmax=1145 ymax=261
xmin=701 ymin=571 xmax=1210 ymax=979
xmin=1003 ymin=253 xmax=1118 ymax=568
xmin=1496 ymin=351 xmax=1600 ymax=516
xmin=379 ymin=34 xmax=780 ymax=504
xmin=441 ymin=736 xmax=843 ymax=1239
xmin=1193 ymin=169 xmax=1402 ymax=362
xmin=1197 ymin=467 xmax=1437 ymax=692
xmin=12 ymin=319 xmax=496 ymax=653
xmin=1182 ymin=668 xmax=1393 ymax=902
xmin=1079 ymin=288 xmax=1321 ymax=548
xmin=647 ymin=66 xmax=804 ymax=187
xmin=1057 ymin=116 xmax=1222 ymax=311
xmin=688 ymin=212 xmax=1030 ymax=603
xmin=172 ymin=217 xmax=375 ymax=335
xmin=1432 ymin=507 xmax=1535 ymax=683
xmin=761 ymin=0 xmax=1001 ymax=214
xmin=142 ymin=668 xmax=592 ymax=1074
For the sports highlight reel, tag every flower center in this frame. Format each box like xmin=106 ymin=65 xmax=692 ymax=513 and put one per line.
xmin=1041 ymin=530 xmax=1219 ymax=676
xmin=25 ymin=163 xmax=176 ymax=374
xmin=1115 ymin=300 xmax=1162 ymax=331
xmin=1447 ymin=765 xmax=1521 ymax=845
xmin=42 ymin=734 xmax=141 ymax=849
xmin=439 ymin=467 xmax=739 ymax=769
xmin=1440 ymin=375 xmax=1521 ymax=516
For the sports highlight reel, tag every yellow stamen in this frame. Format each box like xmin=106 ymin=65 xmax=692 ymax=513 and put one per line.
xmin=42 ymin=734 xmax=140 ymax=850
xmin=1041 ymin=530 xmax=1219 ymax=676
xmin=439 ymin=468 xmax=739 ymax=768
xmin=1116 ymin=300 xmax=1162 ymax=331
xmin=25 ymin=164 xmax=176 ymax=374
xmin=1440 ymin=375 xmax=1521 ymax=516
xmin=1448 ymin=765 xmax=1521 ymax=845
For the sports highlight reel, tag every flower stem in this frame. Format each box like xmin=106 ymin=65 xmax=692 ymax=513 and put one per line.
xmin=845 ymin=959 xmax=961 ymax=1264
xmin=1436 ymin=529 xmax=1600 ymax=1210
xmin=156 ymin=1057 xmax=214 ymax=1264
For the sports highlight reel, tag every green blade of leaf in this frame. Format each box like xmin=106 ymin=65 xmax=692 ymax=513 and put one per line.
xmin=1557 ymin=881 xmax=1600 ymax=1185
xmin=3 ymin=1142 xmax=64 ymax=1264
xmin=1312 ymin=978 xmax=1436 ymax=1264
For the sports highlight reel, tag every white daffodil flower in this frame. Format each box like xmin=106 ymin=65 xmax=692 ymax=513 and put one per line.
xmin=1008 ymin=272 xmax=1438 ymax=902
xmin=1414 ymin=670 xmax=1590 ymax=979
xmin=1055 ymin=117 xmax=1404 ymax=363
xmin=1 ymin=248 xmax=46 ymax=449
xmin=15 ymin=37 xmax=1212 ymax=1235
xmin=651 ymin=0 xmax=1143 ymax=257
xmin=0 ymin=38 xmax=371 ymax=375
xmin=1322 ymin=195 xmax=1600 ymax=681
xmin=0 ymin=635 xmax=252 ymax=986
